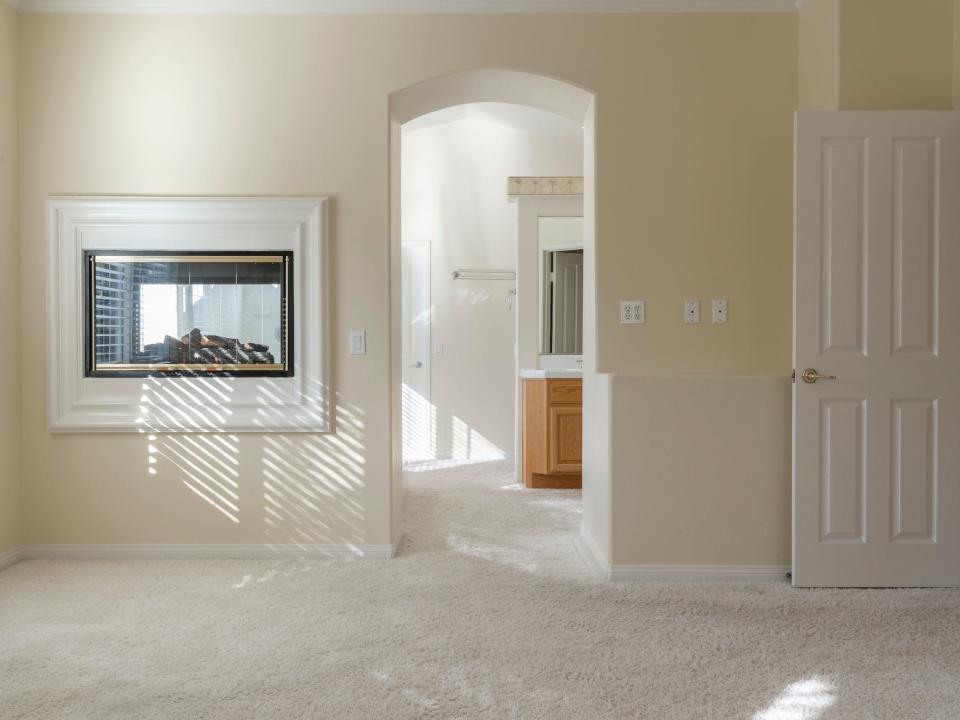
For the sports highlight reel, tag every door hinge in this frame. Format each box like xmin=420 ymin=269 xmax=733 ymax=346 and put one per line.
xmin=791 ymin=369 xmax=796 ymax=383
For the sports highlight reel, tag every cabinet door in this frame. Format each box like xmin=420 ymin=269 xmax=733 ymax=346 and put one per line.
xmin=548 ymin=405 xmax=582 ymax=473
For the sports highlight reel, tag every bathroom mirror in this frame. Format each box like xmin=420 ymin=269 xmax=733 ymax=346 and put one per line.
xmin=538 ymin=216 xmax=584 ymax=355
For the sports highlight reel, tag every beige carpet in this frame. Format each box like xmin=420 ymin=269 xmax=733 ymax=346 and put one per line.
xmin=1 ymin=460 xmax=959 ymax=719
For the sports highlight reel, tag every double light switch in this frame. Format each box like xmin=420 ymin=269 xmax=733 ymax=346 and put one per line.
xmin=685 ymin=299 xmax=728 ymax=324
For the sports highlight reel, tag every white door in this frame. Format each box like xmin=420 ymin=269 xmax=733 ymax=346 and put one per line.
xmin=401 ymin=241 xmax=432 ymax=463
xmin=551 ymin=251 xmax=583 ymax=355
xmin=794 ymin=111 xmax=960 ymax=587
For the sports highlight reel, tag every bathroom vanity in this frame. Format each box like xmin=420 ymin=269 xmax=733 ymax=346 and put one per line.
xmin=521 ymin=370 xmax=582 ymax=489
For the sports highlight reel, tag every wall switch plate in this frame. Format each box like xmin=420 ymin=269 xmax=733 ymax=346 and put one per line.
xmin=620 ymin=300 xmax=645 ymax=325
xmin=433 ymin=343 xmax=444 ymax=355
xmin=712 ymin=299 xmax=728 ymax=324
xmin=684 ymin=300 xmax=700 ymax=324
xmin=349 ymin=330 xmax=366 ymax=355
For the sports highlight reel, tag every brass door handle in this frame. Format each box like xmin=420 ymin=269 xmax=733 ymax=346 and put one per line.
xmin=801 ymin=368 xmax=836 ymax=384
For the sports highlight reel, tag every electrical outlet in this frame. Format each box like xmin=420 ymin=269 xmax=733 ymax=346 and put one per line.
xmin=712 ymin=299 xmax=728 ymax=324
xmin=684 ymin=300 xmax=700 ymax=324
xmin=620 ymin=300 xmax=645 ymax=325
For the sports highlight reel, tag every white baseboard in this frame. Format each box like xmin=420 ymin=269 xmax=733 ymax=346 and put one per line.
xmin=610 ymin=564 xmax=790 ymax=582
xmin=0 ymin=546 xmax=24 ymax=571
xmin=6 ymin=541 xmax=788 ymax=581
xmin=574 ymin=527 xmax=788 ymax=582
xmin=574 ymin=524 xmax=611 ymax=580
xmin=391 ymin=531 xmax=405 ymax=558
xmin=19 ymin=543 xmax=398 ymax=560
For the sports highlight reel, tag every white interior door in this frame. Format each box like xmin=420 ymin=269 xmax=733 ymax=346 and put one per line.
xmin=551 ymin=251 xmax=583 ymax=355
xmin=794 ymin=111 xmax=960 ymax=587
xmin=401 ymin=241 xmax=432 ymax=463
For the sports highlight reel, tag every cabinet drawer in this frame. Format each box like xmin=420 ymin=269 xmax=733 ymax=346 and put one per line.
xmin=547 ymin=380 xmax=582 ymax=405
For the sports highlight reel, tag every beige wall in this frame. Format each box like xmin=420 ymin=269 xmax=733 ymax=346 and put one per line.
xmin=955 ymin=0 xmax=960 ymax=108
xmin=610 ymin=376 xmax=791 ymax=566
xmin=0 ymin=3 xmax=20 ymax=557
xmin=838 ymin=0 xmax=954 ymax=110
xmin=7 ymin=4 xmax=958 ymax=567
xmin=798 ymin=0 xmax=839 ymax=109
xmin=16 ymin=13 xmax=799 ymax=553
xmin=596 ymin=19 xmax=796 ymax=376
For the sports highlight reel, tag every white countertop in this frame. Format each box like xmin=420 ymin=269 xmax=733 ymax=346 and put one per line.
xmin=520 ymin=369 xmax=583 ymax=379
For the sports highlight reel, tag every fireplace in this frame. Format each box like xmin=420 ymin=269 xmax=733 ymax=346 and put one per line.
xmin=84 ymin=251 xmax=293 ymax=377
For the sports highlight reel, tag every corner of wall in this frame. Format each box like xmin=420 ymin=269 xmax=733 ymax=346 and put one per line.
xmin=0 ymin=0 xmax=22 ymax=558
xmin=798 ymin=0 xmax=840 ymax=110
xmin=580 ymin=371 xmax=612 ymax=570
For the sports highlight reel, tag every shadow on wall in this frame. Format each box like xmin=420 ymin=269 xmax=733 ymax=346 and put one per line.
xmin=138 ymin=375 xmax=241 ymax=522
xmin=402 ymin=382 xmax=505 ymax=472
xmin=136 ymin=376 xmax=368 ymax=550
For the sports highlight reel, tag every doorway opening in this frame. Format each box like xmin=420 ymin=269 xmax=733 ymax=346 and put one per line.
xmin=400 ymin=102 xmax=583 ymax=473
xmin=389 ymin=70 xmax=597 ymax=540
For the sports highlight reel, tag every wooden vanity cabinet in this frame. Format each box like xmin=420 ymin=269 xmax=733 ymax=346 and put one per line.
xmin=522 ymin=378 xmax=582 ymax=489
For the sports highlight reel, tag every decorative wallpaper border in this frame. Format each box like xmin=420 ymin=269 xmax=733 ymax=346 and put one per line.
xmin=507 ymin=176 xmax=583 ymax=196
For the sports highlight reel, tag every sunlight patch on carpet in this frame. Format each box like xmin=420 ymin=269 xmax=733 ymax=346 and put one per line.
xmin=753 ymin=677 xmax=835 ymax=720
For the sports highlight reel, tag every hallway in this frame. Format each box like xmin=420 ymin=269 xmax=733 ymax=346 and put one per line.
xmin=402 ymin=460 xmax=585 ymax=580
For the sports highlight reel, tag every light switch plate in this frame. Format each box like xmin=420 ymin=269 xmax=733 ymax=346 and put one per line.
xmin=433 ymin=343 xmax=444 ymax=355
xmin=684 ymin=300 xmax=700 ymax=324
xmin=349 ymin=330 xmax=366 ymax=355
xmin=712 ymin=299 xmax=728 ymax=324
xmin=620 ymin=300 xmax=645 ymax=325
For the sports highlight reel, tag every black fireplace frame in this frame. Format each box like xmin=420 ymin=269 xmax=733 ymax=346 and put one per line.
xmin=83 ymin=249 xmax=295 ymax=379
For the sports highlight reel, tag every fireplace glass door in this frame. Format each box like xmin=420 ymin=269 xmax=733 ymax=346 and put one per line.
xmin=85 ymin=251 xmax=293 ymax=377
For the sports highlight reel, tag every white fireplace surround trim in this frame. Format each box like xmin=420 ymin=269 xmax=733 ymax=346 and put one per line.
xmin=47 ymin=196 xmax=331 ymax=433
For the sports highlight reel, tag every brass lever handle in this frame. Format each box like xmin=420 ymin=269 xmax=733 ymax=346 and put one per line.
xmin=801 ymin=368 xmax=837 ymax=384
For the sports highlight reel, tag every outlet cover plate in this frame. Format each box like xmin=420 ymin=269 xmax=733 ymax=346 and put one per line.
xmin=712 ymin=299 xmax=728 ymax=324
xmin=620 ymin=300 xmax=645 ymax=325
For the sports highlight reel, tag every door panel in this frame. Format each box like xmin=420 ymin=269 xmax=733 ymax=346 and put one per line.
xmin=401 ymin=241 xmax=431 ymax=463
xmin=892 ymin=139 xmax=939 ymax=356
xmin=819 ymin=399 xmax=866 ymax=543
xmin=820 ymin=138 xmax=867 ymax=356
xmin=890 ymin=399 xmax=937 ymax=543
xmin=548 ymin=405 xmax=582 ymax=474
xmin=794 ymin=111 xmax=960 ymax=587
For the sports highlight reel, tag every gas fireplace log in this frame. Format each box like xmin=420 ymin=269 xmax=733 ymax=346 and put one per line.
xmin=183 ymin=328 xmax=270 ymax=353
xmin=141 ymin=331 xmax=275 ymax=366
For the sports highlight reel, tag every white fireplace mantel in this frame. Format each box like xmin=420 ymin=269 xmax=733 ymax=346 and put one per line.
xmin=47 ymin=197 xmax=331 ymax=433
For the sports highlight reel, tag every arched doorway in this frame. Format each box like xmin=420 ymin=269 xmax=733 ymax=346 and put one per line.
xmin=388 ymin=70 xmax=597 ymax=545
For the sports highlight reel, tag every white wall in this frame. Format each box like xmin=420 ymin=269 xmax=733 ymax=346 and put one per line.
xmin=401 ymin=103 xmax=582 ymax=465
